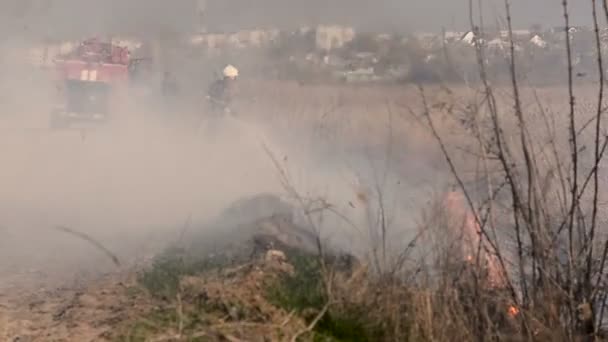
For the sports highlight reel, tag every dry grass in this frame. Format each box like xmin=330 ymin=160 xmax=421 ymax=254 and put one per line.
xmin=4 ymin=77 xmax=605 ymax=340
xmin=232 ymin=72 xmax=608 ymax=340
xmin=7 ymin=24 xmax=608 ymax=341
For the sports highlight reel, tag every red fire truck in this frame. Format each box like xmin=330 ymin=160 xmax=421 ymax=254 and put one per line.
xmin=50 ymin=38 xmax=131 ymax=129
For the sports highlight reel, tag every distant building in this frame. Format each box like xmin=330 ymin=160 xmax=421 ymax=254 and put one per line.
xmin=460 ymin=31 xmax=476 ymax=45
xmin=189 ymin=29 xmax=279 ymax=49
xmin=315 ymin=25 xmax=355 ymax=51
xmin=530 ymin=35 xmax=547 ymax=48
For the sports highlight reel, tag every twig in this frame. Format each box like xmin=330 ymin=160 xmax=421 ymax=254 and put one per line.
xmin=561 ymin=2 xmax=578 ymax=319
xmin=149 ymin=333 xmax=189 ymax=342
xmin=176 ymin=212 xmax=192 ymax=246
xmin=176 ymin=287 xmax=184 ymax=338
xmin=53 ymin=225 xmax=120 ymax=266
xmin=586 ymin=0 xmax=605 ymax=307
xmin=506 ymin=0 xmax=543 ymax=308
xmin=281 ymin=309 xmax=297 ymax=327
xmin=467 ymin=2 xmax=528 ymax=310
xmin=289 ymin=301 xmax=331 ymax=342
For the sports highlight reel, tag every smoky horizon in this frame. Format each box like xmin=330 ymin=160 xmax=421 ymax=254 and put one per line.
xmin=0 ymin=0 xmax=591 ymax=40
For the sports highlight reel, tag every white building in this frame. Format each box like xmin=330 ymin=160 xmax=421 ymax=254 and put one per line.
xmin=315 ymin=25 xmax=355 ymax=51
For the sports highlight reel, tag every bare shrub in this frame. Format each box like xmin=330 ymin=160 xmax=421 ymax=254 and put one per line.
xmin=267 ymin=1 xmax=608 ymax=340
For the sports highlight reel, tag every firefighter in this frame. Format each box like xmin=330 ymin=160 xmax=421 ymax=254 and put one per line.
xmin=207 ymin=64 xmax=239 ymax=115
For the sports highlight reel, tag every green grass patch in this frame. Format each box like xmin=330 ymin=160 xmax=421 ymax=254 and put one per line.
xmin=266 ymin=249 xmax=328 ymax=311
xmin=137 ymin=238 xmax=379 ymax=341
xmin=265 ymin=249 xmax=375 ymax=342
xmin=138 ymin=246 xmax=234 ymax=299
xmin=313 ymin=312 xmax=373 ymax=342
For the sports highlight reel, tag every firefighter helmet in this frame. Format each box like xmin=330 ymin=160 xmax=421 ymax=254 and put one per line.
xmin=223 ymin=64 xmax=239 ymax=79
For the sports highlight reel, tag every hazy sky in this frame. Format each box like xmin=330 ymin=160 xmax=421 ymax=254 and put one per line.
xmin=202 ymin=0 xmax=591 ymax=32
xmin=0 ymin=0 xmax=594 ymax=38
xmin=403 ymin=0 xmax=589 ymax=31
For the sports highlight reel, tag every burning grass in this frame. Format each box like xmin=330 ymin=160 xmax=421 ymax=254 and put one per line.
xmin=3 ymin=77 xmax=608 ymax=340
xmin=6 ymin=26 xmax=608 ymax=342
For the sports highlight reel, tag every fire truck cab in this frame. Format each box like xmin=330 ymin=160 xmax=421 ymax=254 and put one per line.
xmin=50 ymin=38 xmax=130 ymax=129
